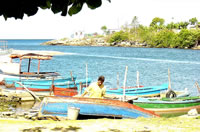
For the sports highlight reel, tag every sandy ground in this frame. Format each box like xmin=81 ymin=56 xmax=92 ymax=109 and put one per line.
xmin=0 ymin=116 xmax=200 ymax=132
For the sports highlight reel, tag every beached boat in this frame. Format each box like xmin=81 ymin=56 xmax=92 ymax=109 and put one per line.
xmin=132 ymin=96 xmax=200 ymax=115
xmin=13 ymin=77 xmax=77 ymax=91
xmin=39 ymin=96 xmax=159 ymax=118
xmin=53 ymin=78 xmax=92 ymax=97
xmin=0 ymin=53 xmax=61 ymax=79
xmin=4 ymin=76 xmax=76 ymax=86
xmin=160 ymin=88 xmax=190 ymax=98
xmin=105 ymin=83 xmax=168 ymax=97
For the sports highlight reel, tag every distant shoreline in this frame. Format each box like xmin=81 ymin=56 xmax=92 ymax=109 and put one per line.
xmin=41 ymin=38 xmax=200 ymax=50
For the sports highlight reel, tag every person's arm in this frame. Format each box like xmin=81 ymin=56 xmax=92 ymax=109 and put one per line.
xmin=81 ymin=84 xmax=92 ymax=97
xmin=101 ymin=87 xmax=106 ymax=98
xmin=81 ymin=90 xmax=88 ymax=97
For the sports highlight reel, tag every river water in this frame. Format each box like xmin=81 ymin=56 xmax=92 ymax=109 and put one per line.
xmin=2 ymin=39 xmax=200 ymax=96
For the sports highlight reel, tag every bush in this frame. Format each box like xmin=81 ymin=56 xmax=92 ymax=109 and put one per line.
xmin=108 ymin=31 xmax=129 ymax=43
xmin=175 ymin=29 xmax=197 ymax=48
xmin=151 ymin=29 xmax=177 ymax=48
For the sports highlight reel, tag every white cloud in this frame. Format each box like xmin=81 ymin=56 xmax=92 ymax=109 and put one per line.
xmin=0 ymin=0 xmax=200 ymax=39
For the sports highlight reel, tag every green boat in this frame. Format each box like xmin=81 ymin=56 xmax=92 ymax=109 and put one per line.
xmin=133 ymin=96 xmax=200 ymax=115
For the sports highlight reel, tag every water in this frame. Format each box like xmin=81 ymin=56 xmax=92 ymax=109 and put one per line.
xmin=3 ymin=39 xmax=200 ymax=96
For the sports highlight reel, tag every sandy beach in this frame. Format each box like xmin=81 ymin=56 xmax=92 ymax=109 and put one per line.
xmin=0 ymin=116 xmax=200 ymax=132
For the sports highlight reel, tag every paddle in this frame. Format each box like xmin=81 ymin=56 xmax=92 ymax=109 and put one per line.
xmin=16 ymin=82 xmax=41 ymax=102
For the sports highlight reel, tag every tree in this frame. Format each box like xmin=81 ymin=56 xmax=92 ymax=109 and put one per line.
xmin=108 ymin=31 xmax=129 ymax=43
xmin=166 ymin=22 xmax=178 ymax=30
xmin=189 ymin=17 xmax=198 ymax=25
xmin=131 ymin=16 xmax=139 ymax=28
xmin=175 ymin=29 xmax=197 ymax=48
xmin=150 ymin=17 xmax=165 ymax=27
xmin=0 ymin=0 xmax=111 ymax=20
xmin=101 ymin=25 xmax=107 ymax=35
xmin=177 ymin=22 xmax=189 ymax=29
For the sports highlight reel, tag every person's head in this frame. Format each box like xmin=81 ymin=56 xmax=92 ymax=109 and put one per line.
xmin=97 ymin=76 xmax=105 ymax=86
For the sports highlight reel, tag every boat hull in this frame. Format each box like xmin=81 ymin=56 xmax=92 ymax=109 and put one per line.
xmin=40 ymin=96 xmax=159 ymax=118
xmin=53 ymin=86 xmax=78 ymax=97
xmin=4 ymin=76 xmax=76 ymax=85
xmin=106 ymin=83 xmax=168 ymax=97
xmin=133 ymin=97 xmax=200 ymax=115
xmin=53 ymin=79 xmax=91 ymax=97
xmin=14 ymin=78 xmax=91 ymax=92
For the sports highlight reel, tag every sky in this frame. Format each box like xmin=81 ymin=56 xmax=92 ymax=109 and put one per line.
xmin=0 ymin=0 xmax=200 ymax=39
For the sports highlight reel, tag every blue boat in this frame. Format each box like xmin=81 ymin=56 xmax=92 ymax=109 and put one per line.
xmin=4 ymin=76 xmax=76 ymax=85
xmin=13 ymin=77 xmax=76 ymax=91
xmin=105 ymin=83 xmax=168 ymax=97
xmin=39 ymin=96 xmax=159 ymax=118
xmin=14 ymin=78 xmax=91 ymax=92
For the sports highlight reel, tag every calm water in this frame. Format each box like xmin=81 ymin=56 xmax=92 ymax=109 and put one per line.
xmin=3 ymin=39 xmax=200 ymax=96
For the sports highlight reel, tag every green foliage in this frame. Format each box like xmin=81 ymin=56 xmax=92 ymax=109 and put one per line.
xmin=101 ymin=26 xmax=107 ymax=31
xmin=0 ymin=0 xmax=111 ymax=20
xmin=175 ymin=29 xmax=200 ymax=48
xmin=150 ymin=17 xmax=165 ymax=27
xmin=101 ymin=25 xmax=108 ymax=35
xmin=177 ymin=22 xmax=189 ymax=29
xmin=189 ymin=17 xmax=198 ymax=25
xmin=150 ymin=29 xmax=177 ymax=48
xmin=136 ymin=25 xmax=154 ymax=44
xmin=166 ymin=22 xmax=178 ymax=29
xmin=108 ymin=31 xmax=129 ymax=43
xmin=105 ymin=23 xmax=200 ymax=49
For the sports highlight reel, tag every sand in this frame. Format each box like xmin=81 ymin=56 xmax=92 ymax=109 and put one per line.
xmin=0 ymin=116 xmax=200 ymax=132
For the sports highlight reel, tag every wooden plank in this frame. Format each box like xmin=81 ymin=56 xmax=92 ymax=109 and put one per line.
xmin=70 ymin=71 xmax=76 ymax=87
xmin=123 ymin=66 xmax=128 ymax=101
xmin=28 ymin=58 xmax=31 ymax=72
xmin=16 ymin=82 xmax=41 ymax=102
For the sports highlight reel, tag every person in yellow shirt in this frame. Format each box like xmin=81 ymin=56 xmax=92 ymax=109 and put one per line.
xmin=81 ymin=76 xmax=106 ymax=98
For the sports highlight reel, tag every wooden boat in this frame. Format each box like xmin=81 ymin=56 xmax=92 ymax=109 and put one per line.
xmin=0 ymin=53 xmax=61 ymax=80
xmin=4 ymin=76 xmax=76 ymax=86
xmin=105 ymin=83 xmax=168 ymax=97
xmin=39 ymin=96 xmax=159 ymax=118
xmin=13 ymin=77 xmax=76 ymax=91
xmin=109 ymin=85 xmax=144 ymax=90
xmin=53 ymin=78 xmax=92 ymax=97
xmin=160 ymin=89 xmax=190 ymax=98
xmin=132 ymin=96 xmax=200 ymax=115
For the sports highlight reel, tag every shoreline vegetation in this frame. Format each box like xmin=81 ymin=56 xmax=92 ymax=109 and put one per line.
xmin=41 ymin=36 xmax=200 ymax=50
xmin=42 ymin=17 xmax=200 ymax=50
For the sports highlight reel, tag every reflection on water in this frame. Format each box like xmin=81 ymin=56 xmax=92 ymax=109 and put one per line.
xmin=0 ymin=99 xmax=41 ymax=113
xmin=14 ymin=101 xmax=41 ymax=114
